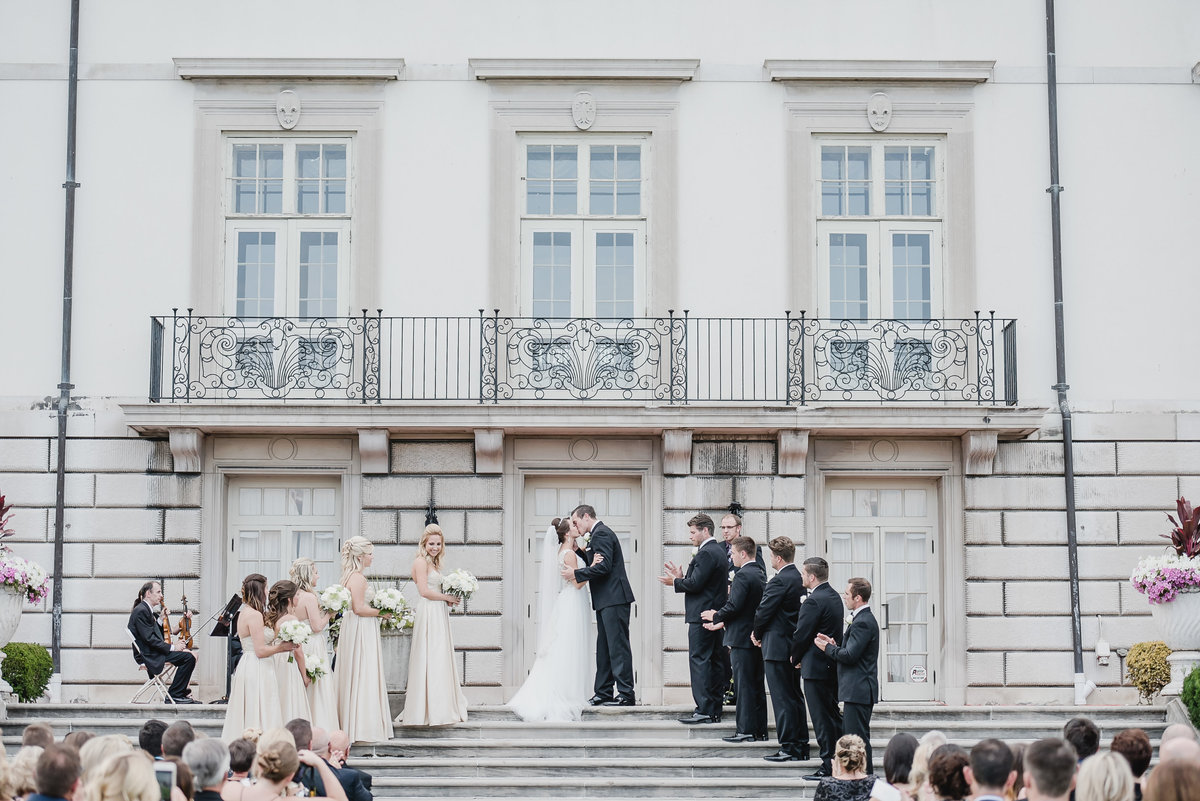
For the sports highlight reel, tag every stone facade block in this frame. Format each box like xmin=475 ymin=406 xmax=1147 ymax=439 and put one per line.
xmin=94 ymin=474 xmax=200 ymax=508
xmin=966 ymin=616 xmax=1071 ymax=650
xmin=433 ymin=477 xmax=503 ymax=509
xmin=6 ymin=508 xmax=49 ymax=542
xmin=362 ymin=544 xmax=415 ymax=579
xmin=662 ymin=619 xmax=689 ymax=651
xmin=966 ymin=546 xmax=1065 ymax=580
xmin=362 ymin=476 xmax=430 ymax=509
xmin=1119 ymin=583 xmax=1149 ymax=615
xmin=18 ymin=542 xmax=92 ymax=577
xmin=767 ymin=510 xmax=806 ymax=543
xmin=1081 ymin=613 xmax=1153 ymax=650
xmin=92 ymin=543 xmax=199 ymax=577
xmin=661 ymin=583 xmax=686 ymax=615
xmin=0 ymin=439 xmax=48 ymax=471
xmin=63 ymin=578 xmax=152 ymax=613
xmin=52 ymin=438 xmax=167 ymax=473
xmin=14 ymin=611 xmax=91 ymax=648
xmin=663 ymin=477 xmax=733 ymax=510
xmin=397 ymin=510 xmax=464 ymax=544
xmin=1079 ymin=545 xmax=1162 ymax=580
xmin=965 ymin=651 xmax=1004 ymax=686
xmin=446 ymin=546 xmax=504 ymax=580
xmin=164 ymin=509 xmax=201 ymax=542
xmin=1005 ymin=651 xmax=1122 ymax=687
xmin=662 ymin=512 xmax=696 ymax=541
xmin=91 ymin=612 xmax=142 ymax=647
xmin=965 ymin=512 xmax=1003 ymax=545
xmin=1075 ymin=477 xmax=1179 ymax=510
xmin=466 ymin=511 xmax=503 ymax=544
xmin=361 ymin=510 xmax=398 ymax=544
xmin=737 ymin=477 xmax=804 ymax=510
xmin=451 ymin=615 xmax=502 ymax=649
xmin=663 ymin=647 xmax=690 ymax=686
xmin=965 ymin=477 xmax=1065 ymax=510
xmin=994 ymin=442 xmax=1116 ymax=476
xmin=965 ymin=582 xmax=1003 ymax=615
xmin=738 ymin=511 xmax=768 ymax=540
xmin=692 ymin=441 xmax=775 ymax=475
xmin=1179 ymin=476 xmax=1200 ymax=500
xmin=61 ymin=649 xmax=137 ymax=686
xmin=1002 ymin=511 xmax=1117 ymax=545
xmin=1071 ymin=412 xmax=1176 ymax=441
xmin=465 ymin=579 xmax=502 ymax=614
xmin=0 ymin=473 xmax=93 ymax=508
xmin=1002 ymin=580 xmax=1120 ymax=616
xmin=64 ymin=508 xmax=163 ymax=542
xmin=1118 ymin=511 xmax=1174 ymax=545
xmin=463 ymin=649 xmax=503 ymax=685
xmin=392 ymin=441 xmax=476 ymax=474
xmin=1116 ymin=442 xmax=1200 ymax=475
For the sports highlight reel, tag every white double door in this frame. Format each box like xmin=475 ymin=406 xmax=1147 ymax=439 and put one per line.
xmin=518 ymin=476 xmax=643 ymax=689
xmin=824 ymin=477 xmax=939 ymax=701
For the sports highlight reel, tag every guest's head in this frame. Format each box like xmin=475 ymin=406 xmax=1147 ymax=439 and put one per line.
xmin=1110 ymin=728 xmax=1152 ymax=779
xmin=227 ymin=739 xmax=256 ymax=778
xmin=240 ymin=573 xmax=268 ymax=615
xmin=329 ymin=730 xmax=350 ymax=757
xmin=928 ymin=744 xmax=970 ymax=801
xmin=911 ymin=731 xmax=948 ymax=791
xmin=1160 ymin=723 xmax=1199 ymax=745
xmin=265 ymin=580 xmax=299 ymax=630
xmin=767 ymin=536 xmax=795 ymax=567
xmin=1009 ymin=742 xmax=1028 ymax=801
xmin=62 ymin=730 xmax=94 ymax=751
xmin=285 ymin=718 xmax=313 ymax=751
xmin=800 ymin=556 xmax=829 ymax=588
xmin=685 ymin=513 xmax=715 ymax=546
xmin=550 ymin=517 xmax=571 ymax=544
xmin=417 ymin=525 xmax=445 ymax=570
xmin=254 ymin=739 xmax=300 ymax=784
xmin=1075 ymin=751 xmax=1133 ymax=801
xmin=163 ymin=756 xmax=193 ymax=801
xmin=79 ymin=735 xmax=135 ymax=778
xmin=832 ymin=734 xmax=868 ymax=778
xmin=0 ymin=754 xmax=12 ymax=801
xmin=21 ymin=723 xmax=53 ymax=749
xmin=289 ymin=557 xmax=319 ymax=593
xmin=1158 ymin=736 xmax=1200 ymax=764
xmin=137 ymin=719 xmax=168 ymax=758
xmin=182 ymin=739 xmax=228 ymax=792
xmin=967 ymin=738 xmax=1015 ymax=796
xmin=160 ymin=721 xmax=195 ymax=759
xmin=1145 ymin=759 xmax=1200 ymax=801
xmin=1063 ymin=716 xmax=1100 ymax=761
xmin=883 ymin=732 xmax=919 ymax=787
xmin=82 ymin=752 xmax=157 ymax=801
xmin=341 ymin=535 xmax=376 ymax=580
xmin=310 ymin=727 xmax=330 ymax=759
xmin=1024 ymin=738 xmax=1078 ymax=801
xmin=35 ymin=744 xmax=81 ymax=800
xmin=730 ymin=536 xmax=756 ymax=567
xmin=719 ymin=514 xmax=742 ymax=543
xmin=8 ymin=747 xmax=40 ymax=797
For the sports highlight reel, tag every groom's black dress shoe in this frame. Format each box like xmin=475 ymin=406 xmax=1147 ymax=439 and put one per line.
xmin=602 ymin=697 xmax=635 ymax=706
xmin=587 ymin=695 xmax=611 ymax=706
xmin=763 ymin=750 xmax=802 ymax=762
xmin=722 ymin=732 xmax=757 ymax=743
xmin=677 ymin=712 xmax=719 ymax=724
xmin=803 ymin=769 xmax=831 ymax=780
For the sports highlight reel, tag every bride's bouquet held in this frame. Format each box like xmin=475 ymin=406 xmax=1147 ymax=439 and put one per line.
xmin=441 ymin=568 xmax=479 ymax=611
xmin=319 ymin=584 xmax=352 ymax=649
xmin=276 ymin=619 xmax=312 ymax=663
xmin=371 ymin=586 xmax=415 ymax=631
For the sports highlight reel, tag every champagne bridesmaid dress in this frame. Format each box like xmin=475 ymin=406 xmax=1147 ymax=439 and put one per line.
xmin=221 ymin=627 xmax=283 ymax=741
xmin=400 ymin=566 xmax=469 ymax=726
xmin=335 ymin=585 xmax=395 ymax=742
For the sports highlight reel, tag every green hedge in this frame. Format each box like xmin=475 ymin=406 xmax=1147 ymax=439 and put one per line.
xmin=1183 ymin=666 xmax=1200 ymax=730
xmin=2 ymin=642 xmax=53 ymax=703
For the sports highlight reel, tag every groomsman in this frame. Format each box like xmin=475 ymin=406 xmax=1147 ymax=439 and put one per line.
xmin=717 ymin=513 xmax=765 ymax=705
xmin=791 ymin=557 xmax=843 ymax=780
xmin=753 ymin=537 xmax=810 ymax=763
xmin=815 ymin=577 xmax=880 ymax=773
xmin=702 ymin=536 xmax=767 ymax=743
xmin=660 ymin=513 xmax=728 ymax=724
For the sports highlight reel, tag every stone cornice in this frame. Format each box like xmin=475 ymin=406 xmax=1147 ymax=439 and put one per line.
xmin=173 ymin=58 xmax=405 ymax=81
xmin=764 ymin=59 xmax=995 ymax=84
xmin=469 ymin=58 xmax=699 ymax=81
xmin=120 ymin=403 xmax=1048 ymax=439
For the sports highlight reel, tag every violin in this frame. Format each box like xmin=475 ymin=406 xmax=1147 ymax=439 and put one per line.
xmin=179 ymin=594 xmax=195 ymax=650
xmin=161 ymin=591 xmax=173 ymax=645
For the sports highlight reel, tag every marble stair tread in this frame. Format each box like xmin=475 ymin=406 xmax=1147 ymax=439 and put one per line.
xmin=363 ymin=776 xmax=821 ymax=797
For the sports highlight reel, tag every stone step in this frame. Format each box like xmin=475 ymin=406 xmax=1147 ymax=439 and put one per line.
xmin=356 ymin=756 xmax=820 ymax=779
xmin=357 ymin=776 xmax=821 ymax=798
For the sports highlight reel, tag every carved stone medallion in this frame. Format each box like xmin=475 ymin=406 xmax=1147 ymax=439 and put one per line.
xmin=276 ymin=89 xmax=301 ymax=130
xmin=572 ymin=91 xmax=596 ymax=130
xmin=867 ymin=92 xmax=892 ymax=132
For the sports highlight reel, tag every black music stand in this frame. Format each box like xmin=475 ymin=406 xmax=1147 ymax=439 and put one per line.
xmin=210 ymin=595 xmax=242 ymax=703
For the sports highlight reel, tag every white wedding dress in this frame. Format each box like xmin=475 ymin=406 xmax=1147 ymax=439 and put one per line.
xmin=508 ymin=532 xmax=593 ymax=722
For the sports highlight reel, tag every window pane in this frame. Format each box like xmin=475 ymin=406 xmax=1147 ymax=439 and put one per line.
xmin=261 ymin=180 xmax=282 ymax=214
xmin=847 ymin=147 xmax=871 ymax=180
xmin=552 ymin=183 xmax=577 ymax=215
xmin=527 ymin=146 xmax=551 ymax=179
xmin=234 ymin=180 xmax=256 ymax=214
xmin=297 ymin=146 xmax=321 ymax=179
xmin=616 ymin=146 xmax=641 ymax=179
xmin=553 ymin=146 xmax=577 ymax=179
xmin=324 ymin=145 xmax=347 ymax=178
xmin=616 ymin=181 xmax=640 ymax=215
xmin=236 ymin=231 xmax=275 ymax=317
xmin=590 ymin=181 xmax=614 ymax=215
xmin=591 ymin=146 xmax=614 ymax=179
xmin=527 ymin=181 xmax=551 ymax=214
xmin=299 ymin=231 xmax=337 ymax=318
xmin=821 ymin=184 xmax=842 ymax=216
xmin=234 ymin=145 xmax=257 ymax=178
xmin=261 ymin=146 xmax=283 ymax=178
xmin=297 ymin=180 xmax=319 ymax=214
xmin=532 ymin=230 xmax=571 ymax=317
xmin=324 ymin=180 xmax=346 ymax=214
xmin=848 ymin=182 xmax=870 ymax=216
xmin=821 ymin=148 xmax=845 ymax=180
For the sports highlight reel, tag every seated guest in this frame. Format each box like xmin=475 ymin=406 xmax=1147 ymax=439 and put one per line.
xmin=965 ymin=739 xmax=1016 ymax=801
xmin=910 ymin=732 xmax=948 ymax=801
xmin=928 ymin=745 xmax=970 ymax=801
xmin=225 ymin=739 xmax=256 ymax=787
xmin=1023 ymin=738 xmax=1078 ymax=801
xmin=328 ymin=731 xmax=351 ymax=768
xmin=871 ymin=733 xmax=918 ymax=801
xmin=815 ymin=735 xmax=876 ymax=801
xmin=163 ymin=757 xmax=193 ymax=801
xmin=161 ymin=722 xmax=195 ymax=760
xmin=311 ymin=727 xmax=372 ymax=801
xmin=128 ymin=581 xmax=198 ymax=704
xmin=82 ymin=752 xmax=158 ymax=801
xmin=1075 ymin=752 xmax=1133 ymax=801
xmin=61 ymin=731 xmax=94 ymax=751
xmin=30 ymin=744 xmax=82 ymax=801
xmin=234 ymin=738 xmax=346 ymax=801
xmin=138 ymin=720 xmax=167 ymax=759
xmin=181 ymin=740 xmax=226 ymax=801
xmin=79 ymin=735 xmax=135 ymax=779
xmin=285 ymin=719 xmax=326 ymax=797
xmin=21 ymin=725 xmax=53 ymax=749
xmin=1063 ymin=717 xmax=1099 ymax=762
xmin=1157 ymin=736 xmax=1200 ymax=764
xmin=10 ymin=747 xmax=42 ymax=797
xmin=1144 ymin=760 xmax=1200 ymax=801
xmin=1109 ymin=729 xmax=1151 ymax=801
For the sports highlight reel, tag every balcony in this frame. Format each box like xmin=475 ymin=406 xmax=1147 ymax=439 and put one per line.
xmin=148 ymin=311 xmax=1018 ymax=406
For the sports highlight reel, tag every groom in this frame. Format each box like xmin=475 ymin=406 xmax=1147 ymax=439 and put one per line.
xmin=562 ymin=504 xmax=636 ymax=706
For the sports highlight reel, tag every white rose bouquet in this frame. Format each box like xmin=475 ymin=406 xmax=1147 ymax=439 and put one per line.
xmin=441 ymin=568 xmax=479 ymax=610
xmin=276 ymin=619 xmax=312 ymax=663
xmin=305 ymin=653 xmax=329 ymax=683
xmin=319 ymin=584 xmax=352 ymax=650
xmin=371 ymin=586 xmax=414 ymax=631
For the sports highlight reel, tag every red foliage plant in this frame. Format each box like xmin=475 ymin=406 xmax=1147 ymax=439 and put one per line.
xmin=1165 ymin=497 xmax=1200 ymax=559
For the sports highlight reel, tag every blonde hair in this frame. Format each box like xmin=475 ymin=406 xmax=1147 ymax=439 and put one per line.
xmin=340 ymin=536 xmax=374 ymax=583
xmin=79 ymin=734 xmax=136 ymax=777
xmin=254 ymin=736 xmax=300 ymax=783
xmin=834 ymin=734 xmax=868 ymax=775
xmin=83 ymin=752 xmax=157 ymax=801
xmin=1076 ymin=752 xmax=1134 ymax=801
xmin=0 ymin=746 xmax=11 ymax=801
xmin=418 ymin=524 xmax=445 ymax=570
xmin=289 ymin=557 xmax=318 ymax=592
xmin=911 ymin=731 xmax=948 ymax=790
xmin=8 ymin=747 xmax=40 ymax=796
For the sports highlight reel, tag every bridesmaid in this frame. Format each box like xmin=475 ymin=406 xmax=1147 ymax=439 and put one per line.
xmin=220 ymin=574 xmax=297 ymax=741
xmin=335 ymin=536 xmax=395 ymax=743
xmin=290 ymin=557 xmax=339 ymax=731
xmin=400 ymin=524 xmax=469 ymax=726
xmin=266 ymin=580 xmax=312 ymax=724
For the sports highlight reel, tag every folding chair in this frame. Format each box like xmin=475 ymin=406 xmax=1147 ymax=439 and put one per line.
xmin=126 ymin=629 xmax=177 ymax=704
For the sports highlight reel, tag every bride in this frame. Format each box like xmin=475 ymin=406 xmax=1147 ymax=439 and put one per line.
xmin=508 ymin=516 xmax=593 ymax=722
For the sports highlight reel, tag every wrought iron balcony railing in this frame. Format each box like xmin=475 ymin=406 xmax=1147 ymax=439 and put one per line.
xmin=149 ymin=311 xmax=1018 ymax=406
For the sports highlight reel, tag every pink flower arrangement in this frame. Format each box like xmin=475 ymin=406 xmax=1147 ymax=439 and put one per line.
xmin=0 ymin=493 xmax=50 ymax=605
xmin=1131 ymin=554 xmax=1200 ymax=605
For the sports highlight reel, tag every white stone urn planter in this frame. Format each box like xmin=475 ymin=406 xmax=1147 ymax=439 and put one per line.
xmin=1151 ymin=589 xmax=1200 ymax=696
xmin=380 ymin=629 xmax=413 ymax=694
xmin=0 ymin=585 xmax=26 ymax=700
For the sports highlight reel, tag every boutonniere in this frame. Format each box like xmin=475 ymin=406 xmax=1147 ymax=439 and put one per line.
xmin=728 ymin=570 xmax=736 ymax=582
xmin=799 ymin=594 xmax=807 ymax=604
xmin=844 ymin=614 xmax=853 ymax=626
xmin=690 ymin=546 xmax=698 ymax=557
xmin=579 ymin=533 xmax=591 ymax=549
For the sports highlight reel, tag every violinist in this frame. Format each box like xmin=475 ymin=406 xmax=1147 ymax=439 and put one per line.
xmin=128 ymin=580 xmax=199 ymax=704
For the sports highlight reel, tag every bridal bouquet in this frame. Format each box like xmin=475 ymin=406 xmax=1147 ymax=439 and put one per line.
xmin=441 ymin=568 xmax=479 ymax=609
xmin=371 ymin=587 xmax=414 ymax=631
xmin=320 ymin=584 xmax=352 ymax=650
xmin=276 ymin=619 xmax=312 ymax=663
xmin=305 ymin=653 xmax=330 ymax=683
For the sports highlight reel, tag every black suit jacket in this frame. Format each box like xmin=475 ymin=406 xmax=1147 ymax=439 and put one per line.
xmin=573 ymin=522 xmax=636 ymax=610
xmin=673 ymin=538 xmax=728 ymax=623
xmin=128 ymin=602 xmax=172 ymax=676
xmin=712 ymin=561 xmax=766 ymax=648
xmin=790 ymin=582 xmax=843 ymax=680
xmin=825 ymin=606 xmax=880 ymax=705
xmin=723 ymin=541 xmax=766 ymax=572
xmin=753 ymin=563 xmax=807 ymax=662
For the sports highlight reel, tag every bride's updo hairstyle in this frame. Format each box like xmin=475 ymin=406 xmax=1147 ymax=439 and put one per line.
xmin=264 ymin=580 xmax=298 ymax=631
xmin=241 ymin=573 xmax=268 ymax=614
xmin=340 ymin=536 xmax=374 ymax=583
xmin=417 ymin=524 xmax=445 ymax=570
xmin=551 ymin=517 xmax=571 ymax=544
xmin=289 ymin=557 xmax=317 ymax=593
xmin=253 ymin=737 xmax=300 ymax=783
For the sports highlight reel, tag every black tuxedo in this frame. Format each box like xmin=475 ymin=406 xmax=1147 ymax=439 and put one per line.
xmin=297 ymin=758 xmax=373 ymax=801
xmin=712 ymin=561 xmax=767 ymax=737
xmin=753 ymin=563 xmax=809 ymax=756
xmin=573 ymin=521 xmax=636 ymax=702
xmin=127 ymin=601 xmax=195 ymax=700
xmin=825 ymin=605 xmax=880 ymax=772
xmin=791 ymin=581 xmax=844 ymax=773
xmin=722 ymin=540 xmax=766 ymax=572
xmin=673 ymin=538 xmax=728 ymax=718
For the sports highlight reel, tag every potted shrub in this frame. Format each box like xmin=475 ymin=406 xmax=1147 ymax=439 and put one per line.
xmin=0 ymin=494 xmax=51 ymax=697
xmin=1182 ymin=666 xmax=1200 ymax=730
xmin=1 ymin=642 xmax=52 ymax=702
xmin=1126 ymin=641 xmax=1171 ymax=704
